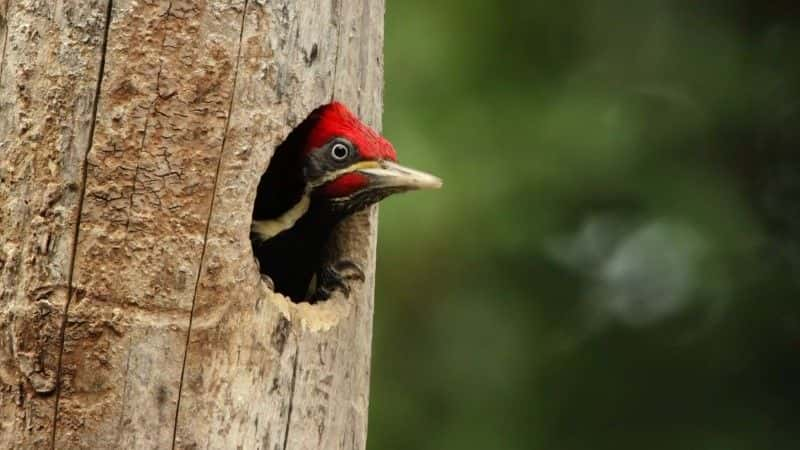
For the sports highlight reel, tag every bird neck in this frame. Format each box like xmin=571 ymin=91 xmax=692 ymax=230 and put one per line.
xmin=251 ymin=189 xmax=311 ymax=241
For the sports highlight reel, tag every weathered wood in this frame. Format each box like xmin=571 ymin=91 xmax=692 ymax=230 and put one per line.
xmin=173 ymin=0 xmax=384 ymax=447
xmin=0 ymin=0 xmax=384 ymax=448
xmin=0 ymin=1 xmax=111 ymax=447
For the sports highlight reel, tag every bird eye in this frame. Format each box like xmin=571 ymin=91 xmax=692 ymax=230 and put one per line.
xmin=330 ymin=142 xmax=350 ymax=161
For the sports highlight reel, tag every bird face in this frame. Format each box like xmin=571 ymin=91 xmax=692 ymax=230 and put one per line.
xmin=301 ymin=103 xmax=442 ymax=215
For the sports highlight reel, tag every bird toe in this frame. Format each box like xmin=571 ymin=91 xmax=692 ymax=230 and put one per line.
xmin=333 ymin=260 xmax=366 ymax=281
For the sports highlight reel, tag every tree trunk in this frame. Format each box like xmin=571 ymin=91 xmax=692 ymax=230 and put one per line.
xmin=0 ymin=1 xmax=384 ymax=448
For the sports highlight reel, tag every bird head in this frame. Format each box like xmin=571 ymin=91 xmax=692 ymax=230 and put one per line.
xmin=299 ymin=102 xmax=442 ymax=214
xmin=252 ymin=102 xmax=441 ymax=242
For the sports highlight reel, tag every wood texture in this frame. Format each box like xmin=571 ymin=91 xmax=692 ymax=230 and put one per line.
xmin=0 ymin=1 xmax=111 ymax=447
xmin=0 ymin=0 xmax=385 ymax=448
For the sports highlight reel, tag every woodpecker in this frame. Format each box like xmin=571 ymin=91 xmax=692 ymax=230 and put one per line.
xmin=251 ymin=102 xmax=442 ymax=303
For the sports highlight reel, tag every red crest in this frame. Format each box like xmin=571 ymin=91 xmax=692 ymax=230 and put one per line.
xmin=305 ymin=102 xmax=397 ymax=161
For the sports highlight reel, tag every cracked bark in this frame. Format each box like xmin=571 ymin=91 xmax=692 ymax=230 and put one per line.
xmin=0 ymin=0 xmax=384 ymax=448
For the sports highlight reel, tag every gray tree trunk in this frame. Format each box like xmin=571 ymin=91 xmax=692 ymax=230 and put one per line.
xmin=0 ymin=1 xmax=384 ymax=448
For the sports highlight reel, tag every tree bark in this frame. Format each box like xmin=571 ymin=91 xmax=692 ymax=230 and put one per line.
xmin=0 ymin=1 xmax=384 ymax=448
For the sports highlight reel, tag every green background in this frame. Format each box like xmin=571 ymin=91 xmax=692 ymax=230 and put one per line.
xmin=370 ymin=1 xmax=800 ymax=449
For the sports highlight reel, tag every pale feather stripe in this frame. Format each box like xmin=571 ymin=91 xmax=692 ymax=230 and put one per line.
xmin=308 ymin=160 xmax=380 ymax=188
xmin=251 ymin=193 xmax=311 ymax=241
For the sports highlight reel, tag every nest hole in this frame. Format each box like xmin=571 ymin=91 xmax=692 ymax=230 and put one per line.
xmin=249 ymin=106 xmax=366 ymax=305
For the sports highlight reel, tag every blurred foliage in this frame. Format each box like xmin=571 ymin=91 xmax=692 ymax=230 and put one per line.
xmin=369 ymin=1 xmax=800 ymax=449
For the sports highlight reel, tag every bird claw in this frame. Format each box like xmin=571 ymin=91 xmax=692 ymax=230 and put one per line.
xmin=333 ymin=260 xmax=366 ymax=282
xmin=310 ymin=260 xmax=365 ymax=303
